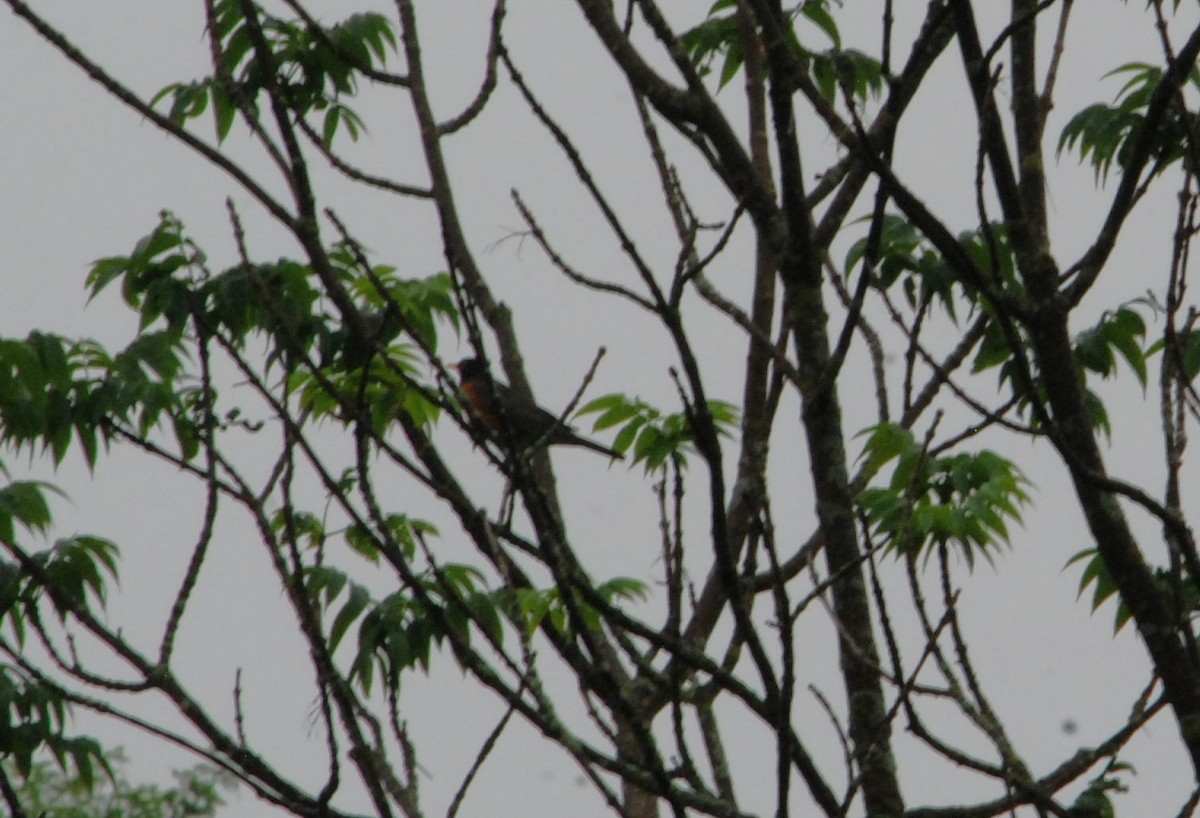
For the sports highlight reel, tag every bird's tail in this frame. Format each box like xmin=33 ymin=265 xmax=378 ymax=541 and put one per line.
xmin=568 ymin=435 xmax=624 ymax=460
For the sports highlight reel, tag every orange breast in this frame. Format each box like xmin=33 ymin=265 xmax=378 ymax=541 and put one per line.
xmin=460 ymin=379 xmax=502 ymax=430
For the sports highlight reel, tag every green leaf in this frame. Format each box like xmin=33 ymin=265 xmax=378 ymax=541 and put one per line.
xmin=1074 ymin=305 xmax=1148 ymax=387
xmin=329 ymin=583 xmax=372 ymax=652
xmin=211 ymin=83 xmax=237 ymax=143
xmin=596 ymin=576 xmax=649 ymax=604
xmin=29 ymin=534 xmax=121 ymax=618
xmin=1066 ymin=548 xmax=1132 ymax=632
xmin=857 ymin=439 xmax=1030 ymax=565
xmin=800 ymin=2 xmax=841 ymax=50
xmin=323 ymin=106 xmax=342 ymax=145
xmin=1059 ymin=61 xmax=1200 ymax=183
xmin=576 ymin=393 xmax=737 ymax=470
xmin=680 ymin=4 xmax=742 ymax=89
xmin=152 ymin=81 xmax=211 ymax=126
xmin=810 ymin=49 xmax=884 ymax=103
xmin=855 ymin=422 xmax=917 ymax=481
xmin=344 ymin=523 xmax=379 ymax=562
xmin=0 ymin=482 xmax=62 ymax=538
xmin=513 ymin=587 xmax=555 ymax=634
xmin=1149 ymin=327 xmax=1200 ymax=381
xmin=1105 ymin=308 xmax=1148 ymax=385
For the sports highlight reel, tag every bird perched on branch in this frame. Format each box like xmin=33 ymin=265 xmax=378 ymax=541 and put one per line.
xmin=454 ymin=357 xmax=623 ymax=460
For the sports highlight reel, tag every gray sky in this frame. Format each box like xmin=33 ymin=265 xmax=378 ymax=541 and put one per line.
xmin=2 ymin=2 xmax=1199 ymax=817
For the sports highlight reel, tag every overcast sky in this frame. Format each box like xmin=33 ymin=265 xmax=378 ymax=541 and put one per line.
xmin=3 ymin=2 xmax=1200 ymax=817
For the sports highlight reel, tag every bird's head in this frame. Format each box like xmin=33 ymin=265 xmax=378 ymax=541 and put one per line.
xmin=453 ymin=357 xmax=488 ymax=381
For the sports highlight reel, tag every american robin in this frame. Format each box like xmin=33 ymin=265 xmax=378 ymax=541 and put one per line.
xmin=454 ymin=357 xmax=623 ymax=460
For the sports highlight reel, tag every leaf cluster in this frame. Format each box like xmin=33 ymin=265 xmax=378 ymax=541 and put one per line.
xmin=10 ymin=749 xmax=234 ymax=818
xmin=293 ymin=508 xmax=650 ymax=695
xmin=1069 ymin=545 xmax=1200 ymax=637
xmin=86 ymin=213 xmax=458 ymax=442
xmin=509 ymin=577 xmax=649 ymax=637
xmin=0 ymin=665 xmax=108 ymax=792
xmin=1067 ymin=760 xmax=1133 ymax=818
xmin=295 ymin=511 xmax=494 ymax=694
xmin=0 ymin=481 xmax=119 ymax=642
xmin=849 ymin=214 xmax=1151 ymax=439
xmin=0 ymin=325 xmax=195 ymax=468
xmin=848 ymin=215 xmax=1024 ymax=324
xmin=856 ymin=423 xmax=1030 ymax=566
xmin=307 ymin=557 xmax=646 ymax=695
xmin=577 ymin=393 xmax=739 ymax=471
xmin=153 ymin=2 xmax=397 ymax=145
xmin=681 ymin=0 xmax=883 ymax=102
xmin=0 ymin=475 xmax=122 ymax=788
xmin=973 ymin=304 xmax=1149 ymax=437
xmin=1059 ymin=62 xmax=1200 ymax=183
